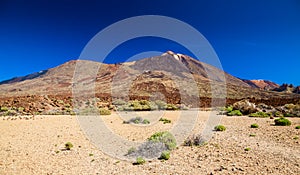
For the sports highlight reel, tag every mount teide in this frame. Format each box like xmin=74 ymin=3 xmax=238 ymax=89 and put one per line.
xmin=0 ymin=51 xmax=299 ymax=110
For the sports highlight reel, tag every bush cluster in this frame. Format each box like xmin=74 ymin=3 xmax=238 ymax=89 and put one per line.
xmin=135 ymin=157 xmax=146 ymax=165
xmin=159 ymin=118 xmax=171 ymax=124
xmin=274 ymin=117 xmax=291 ymax=126
xmin=223 ymin=106 xmax=242 ymax=116
xmin=249 ymin=112 xmax=271 ymax=118
xmin=227 ymin=110 xmax=243 ymax=116
xmin=99 ymin=108 xmax=111 ymax=115
xmin=148 ymin=131 xmax=177 ymax=150
xmin=115 ymin=100 xmax=180 ymax=111
xmin=250 ymin=123 xmax=259 ymax=128
xmin=214 ymin=125 xmax=226 ymax=131
xmin=159 ymin=151 xmax=170 ymax=160
xmin=124 ymin=117 xmax=150 ymax=124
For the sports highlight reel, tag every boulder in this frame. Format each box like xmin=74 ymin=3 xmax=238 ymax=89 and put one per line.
xmin=233 ymin=99 xmax=258 ymax=114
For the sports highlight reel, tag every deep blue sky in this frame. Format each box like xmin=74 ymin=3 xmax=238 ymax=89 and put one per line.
xmin=1 ymin=0 xmax=299 ymax=85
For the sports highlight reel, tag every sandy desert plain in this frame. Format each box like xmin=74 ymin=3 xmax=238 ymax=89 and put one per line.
xmin=0 ymin=110 xmax=299 ymax=175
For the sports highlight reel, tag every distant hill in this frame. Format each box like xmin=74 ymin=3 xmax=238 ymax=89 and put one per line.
xmin=0 ymin=70 xmax=48 ymax=85
xmin=272 ymin=84 xmax=300 ymax=94
xmin=242 ymin=79 xmax=279 ymax=90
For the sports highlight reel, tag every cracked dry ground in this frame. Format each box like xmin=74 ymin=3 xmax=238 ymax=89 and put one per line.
xmin=0 ymin=111 xmax=299 ymax=175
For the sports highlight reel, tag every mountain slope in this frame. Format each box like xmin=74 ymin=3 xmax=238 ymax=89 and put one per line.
xmin=243 ymin=79 xmax=279 ymax=90
xmin=0 ymin=51 xmax=299 ymax=109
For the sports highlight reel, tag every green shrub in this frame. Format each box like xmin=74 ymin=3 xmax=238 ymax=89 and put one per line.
xmin=225 ymin=106 xmax=233 ymax=113
xmin=227 ymin=110 xmax=242 ymax=116
xmin=249 ymin=112 xmax=270 ymax=118
xmin=148 ymin=131 xmax=177 ymax=150
xmin=65 ymin=142 xmax=73 ymax=150
xmin=0 ymin=106 xmax=8 ymax=112
xmin=17 ymin=107 xmax=25 ymax=112
xmin=132 ymin=100 xmax=151 ymax=111
xmin=166 ymin=104 xmax=178 ymax=110
xmin=99 ymin=108 xmax=111 ymax=115
xmin=142 ymin=119 xmax=150 ymax=124
xmin=135 ymin=157 xmax=146 ymax=165
xmin=293 ymin=136 xmax=299 ymax=140
xmin=89 ymin=153 xmax=94 ymax=156
xmin=125 ymin=117 xmax=150 ymax=125
xmin=295 ymin=126 xmax=300 ymax=129
xmin=250 ymin=123 xmax=259 ymax=128
xmin=249 ymin=134 xmax=256 ymax=137
xmin=214 ymin=125 xmax=226 ymax=131
xmin=159 ymin=150 xmax=170 ymax=160
xmin=244 ymin=147 xmax=251 ymax=151
xmin=159 ymin=118 xmax=171 ymax=124
xmin=274 ymin=117 xmax=291 ymax=126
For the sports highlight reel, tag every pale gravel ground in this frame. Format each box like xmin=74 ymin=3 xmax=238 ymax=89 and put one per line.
xmin=0 ymin=112 xmax=299 ymax=175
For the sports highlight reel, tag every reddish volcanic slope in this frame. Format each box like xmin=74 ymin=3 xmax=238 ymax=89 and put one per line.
xmin=0 ymin=51 xmax=299 ymax=109
xmin=243 ymin=80 xmax=279 ymax=90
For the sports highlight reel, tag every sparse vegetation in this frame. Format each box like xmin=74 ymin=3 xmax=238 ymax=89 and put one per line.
xmin=148 ymin=131 xmax=177 ymax=150
xmin=124 ymin=117 xmax=151 ymax=125
xmin=214 ymin=125 xmax=226 ymax=131
xmin=250 ymin=123 xmax=259 ymax=128
xmin=142 ymin=119 xmax=150 ymax=124
xmin=249 ymin=112 xmax=271 ymax=118
xmin=225 ymin=106 xmax=233 ymax=113
xmin=227 ymin=110 xmax=243 ymax=116
xmin=293 ymin=136 xmax=299 ymax=140
xmin=99 ymin=108 xmax=111 ymax=115
xmin=89 ymin=153 xmax=93 ymax=156
xmin=65 ymin=142 xmax=73 ymax=150
xmin=17 ymin=107 xmax=24 ymax=112
xmin=166 ymin=104 xmax=178 ymax=110
xmin=115 ymin=100 xmax=182 ymax=111
xmin=249 ymin=134 xmax=256 ymax=137
xmin=274 ymin=117 xmax=291 ymax=126
xmin=0 ymin=106 xmax=8 ymax=112
xmin=159 ymin=118 xmax=171 ymax=124
xmin=159 ymin=150 xmax=170 ymax=160
xmin=134 ymin=157 xmax=146 ymax=165
xmin=295 ymin=126 xmax=300 ymax=129
xmin=244 ymin=147 xmax=251 ymax=151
